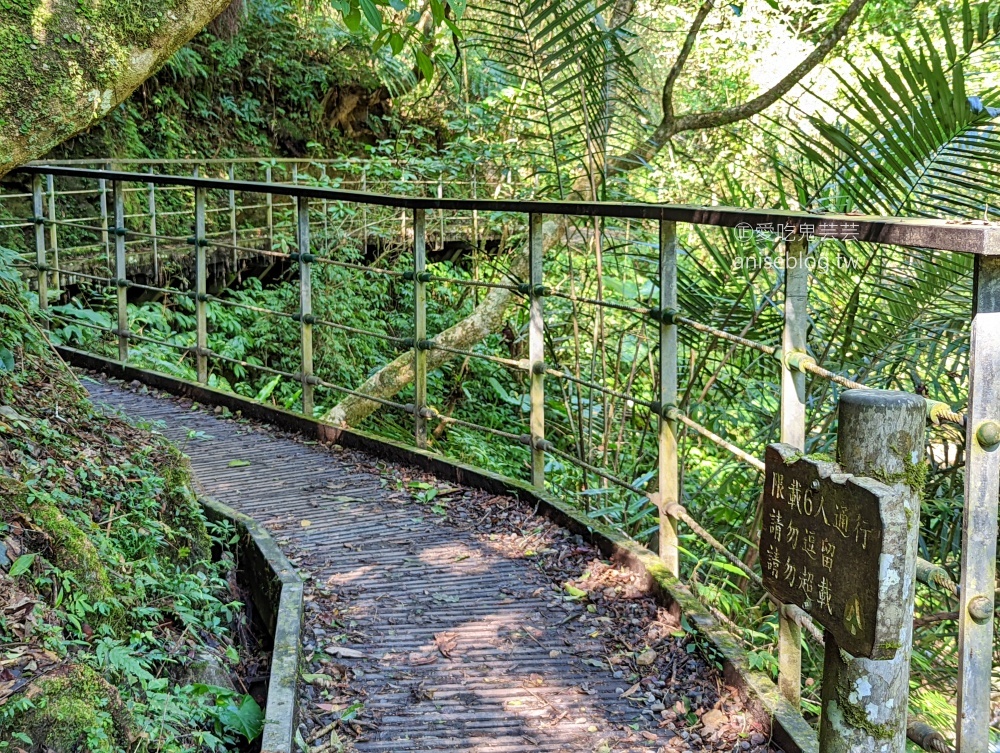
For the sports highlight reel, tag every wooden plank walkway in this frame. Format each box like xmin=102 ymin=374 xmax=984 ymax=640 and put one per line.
xmin=86 ymin=379 xmax=768 ymax=753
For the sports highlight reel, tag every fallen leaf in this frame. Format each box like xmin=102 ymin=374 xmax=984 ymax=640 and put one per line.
xmin=641 ymin=731 xmax=658 ymax=741
xmin=301 ymin=672 xmax=335 ymax=688
xmin=324 ymin=646 xmax=365 ymax=659
xmin=701 ymin=708 xmax=727 ymax=730
xmin=563 ymin=584 xmax=588 ymax=600
xmin=408 ymin=652 xmax=438 ymax=666
xmin=434 ymin=632 xmax=458 ymax=658
xmin=228 ymin=459 xmax=251 ymax=468
xmin=620 ymin=682 xmax=642 ymax=698
xmin=300 ymin=520 xmax=312 ymax=528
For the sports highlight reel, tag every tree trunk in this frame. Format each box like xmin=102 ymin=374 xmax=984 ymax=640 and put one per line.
xmin=321 ymin=224 xmax=568 ymax=426
xmin=0 ymin=0 xmax=231 ymax=178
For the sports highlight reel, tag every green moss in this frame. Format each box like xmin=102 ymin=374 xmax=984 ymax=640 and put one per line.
xmin=0 ymin=476 xmax=116 ymax=613
xmin=873 ymin=456 xmax=928 ymax=495
xmin=3 ymin=665 xmax=132 ymax=752
xmin=158 ymin=445 xmax=212 ymax=561
xmin=836 ymin=686 xmax=895 ymax=740
xmin=877 ymin=640 xmax=902 ymax=652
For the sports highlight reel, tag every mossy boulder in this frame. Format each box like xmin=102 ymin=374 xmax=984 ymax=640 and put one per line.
xmin=0 ymin=0 xmax=231 ymax=176
xmin=1 ymin=665 xmax=134 ymax=752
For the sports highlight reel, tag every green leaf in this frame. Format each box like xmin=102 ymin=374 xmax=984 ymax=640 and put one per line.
xmin=218 ymin=695 xmax=264 ymax=742
xmin=359 ymin=0 xmax=382 ymax=31
xmin=344 ymin=7 xmax=362 ymax=31
xmin=563 ymin=583 xmax=587 ymax=600
xmin=388 ymin=31 xmax=405 ymax=55
xmin=9 ymin=553 xmax=35 ymax=577
xmin=228 ymin=459 xmax=251 ymax=468
xmin=415 ymin=49 xmax=434 ymax=82
xmin=0 ymin=347 xmax=14 ymax=372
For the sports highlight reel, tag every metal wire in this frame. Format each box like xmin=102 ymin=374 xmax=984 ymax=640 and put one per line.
xmin=310 ymin=257 xmax=406 ymax=277
xmin=430 ymin=413 xmax=527 ymax=443
xmin=313 ymin=318 xmax=411 ymax=344
xmin=547 ymin=289 xmax=652 ymax=316
xmin=48 ymin=267 xmax=113 ymax=284
xmin=207 ymin=296 xmax=296 ymax=319
xmin=202 ymin=238 xmax=290 ymax=259
xmin=313 ymin=377 xmax=412 ymax=412
xmin=48 ymin=312 xmax=113 ymax=335
xmin=425 ymin=274 xmax=523 ymax=293
xmin=675 ymin=412 xmax=766 ymax=473
xmin=209 ymin=352 xmax=299 ymax=380
xmin=125 ymin=331 xmax=192 ymax=351
xmin=428 ymin=342 xmax=524 ymax=369
xmin=667 ymin=503 xmax=762 ymax=586
xmin=675 ymin=314 xmax=778 ymax=357
xmin=545 ymin=367 xmax=658 ymax=411
xmin=545 ymin=445 xmax=649 ymax=496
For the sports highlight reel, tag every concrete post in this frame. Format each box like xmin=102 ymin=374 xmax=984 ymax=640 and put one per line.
xmin=819 ymin=389 xmax=925 ymax=753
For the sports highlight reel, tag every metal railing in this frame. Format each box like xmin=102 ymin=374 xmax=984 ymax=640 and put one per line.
xmin=5 ymin=163 xmax=997 ymax=751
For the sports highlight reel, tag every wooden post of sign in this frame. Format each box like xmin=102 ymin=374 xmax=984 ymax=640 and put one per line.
xmin=819 ymin=389 xmax=925 ymax=753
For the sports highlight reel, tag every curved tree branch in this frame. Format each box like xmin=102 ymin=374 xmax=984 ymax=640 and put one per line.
xmin=606 ymin=0 xmax=868 ymax=177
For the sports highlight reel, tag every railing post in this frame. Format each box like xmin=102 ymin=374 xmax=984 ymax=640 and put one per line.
xmin=438 ymin=174 xmax=445 ymax=244
xmin=46 ymin=174 xmax=59 ymax=293
xmin=228 ymin=164 xmax=238 ymax=267
xmin=265 ymin=165 xmax=274 ymax=250
xmin=529 ymin=213 xmax=546 ymax=488
xmin=292 ymin=163 xmax=299 ymax=230
xmin=113 ymin=180 xmax=128 ymax=363
xmin=31 ymin=175 xmax=47 ymax=319
xmin=778 ymin=234 xmax=808 ymax=707
xmin=957 ymin=255 xmax=1000 ymax=753
xmin=147 ymin=170 xmax=159 ymax=284
xmin=194 ymin=186 xmax=208 ymax=384
xmin=414 ymin=208 xmax=428 ymax=448
xmin=99 ymin=163 xmax=110 ymax=267
xmin=361 ymin=168 xmax=368 ymax=250
xmin=819 ymin=389 xmax=925 ymax=753
xmin=298 ymin=196 xmax=314 ymax=416
xmin=658 ymin=219 xmax=679 ymax=575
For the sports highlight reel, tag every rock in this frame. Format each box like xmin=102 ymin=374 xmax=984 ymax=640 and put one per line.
xmin=183 ymin=649 xmax=235 ymax=691
xmin=750 ymin=733 xmax=766 ymax=746
xmin=635 ymin=648 xmax=657 ymax=666
xmin=651 ymin=702 xmax=665 ymax=712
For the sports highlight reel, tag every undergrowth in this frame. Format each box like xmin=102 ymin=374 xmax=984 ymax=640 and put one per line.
xmin=0 ymin=246 xmax=264 ymax=752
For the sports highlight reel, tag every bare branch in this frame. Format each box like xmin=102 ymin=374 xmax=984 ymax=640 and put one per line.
xmin=661 ymin=0 xmax=715 ymax=128
xmin=607 ymin=0 xmax=868 ymax=177
xmin=673 ymin=0 xmax=867 ymax=132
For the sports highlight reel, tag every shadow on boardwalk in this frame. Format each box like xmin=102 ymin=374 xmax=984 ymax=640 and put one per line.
xmin=87 ymin=378 xmax=775 ymax=753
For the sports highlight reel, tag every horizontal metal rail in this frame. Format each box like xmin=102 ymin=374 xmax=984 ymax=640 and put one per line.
xmin=15 ymin=166 xmax=998 ymax=255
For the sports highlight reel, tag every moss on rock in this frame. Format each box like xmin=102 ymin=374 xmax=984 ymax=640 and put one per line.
xmin=0 ymin=475 xmax=116 ymax=613
xmin=2 ymin=665 xmax=134 ymax=752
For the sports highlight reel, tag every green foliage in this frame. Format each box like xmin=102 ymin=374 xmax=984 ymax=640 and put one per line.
xmin=0 ymin=260 xmax=257 ymax=751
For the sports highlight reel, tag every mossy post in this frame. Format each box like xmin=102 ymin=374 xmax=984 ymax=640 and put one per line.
xmin=819 ymin=389 xmax=925 ymax=753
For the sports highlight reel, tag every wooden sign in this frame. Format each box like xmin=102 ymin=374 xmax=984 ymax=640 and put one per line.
xmin=761 ymin=443 xmax=909 ymax=659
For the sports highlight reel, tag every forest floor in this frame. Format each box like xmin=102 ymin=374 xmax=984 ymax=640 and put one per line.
xmin=87 ymin=376 xmax=776 ymax=753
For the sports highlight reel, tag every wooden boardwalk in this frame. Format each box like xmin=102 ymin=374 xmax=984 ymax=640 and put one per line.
xmin=87 ymin=379 xmax=762 ymax=753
